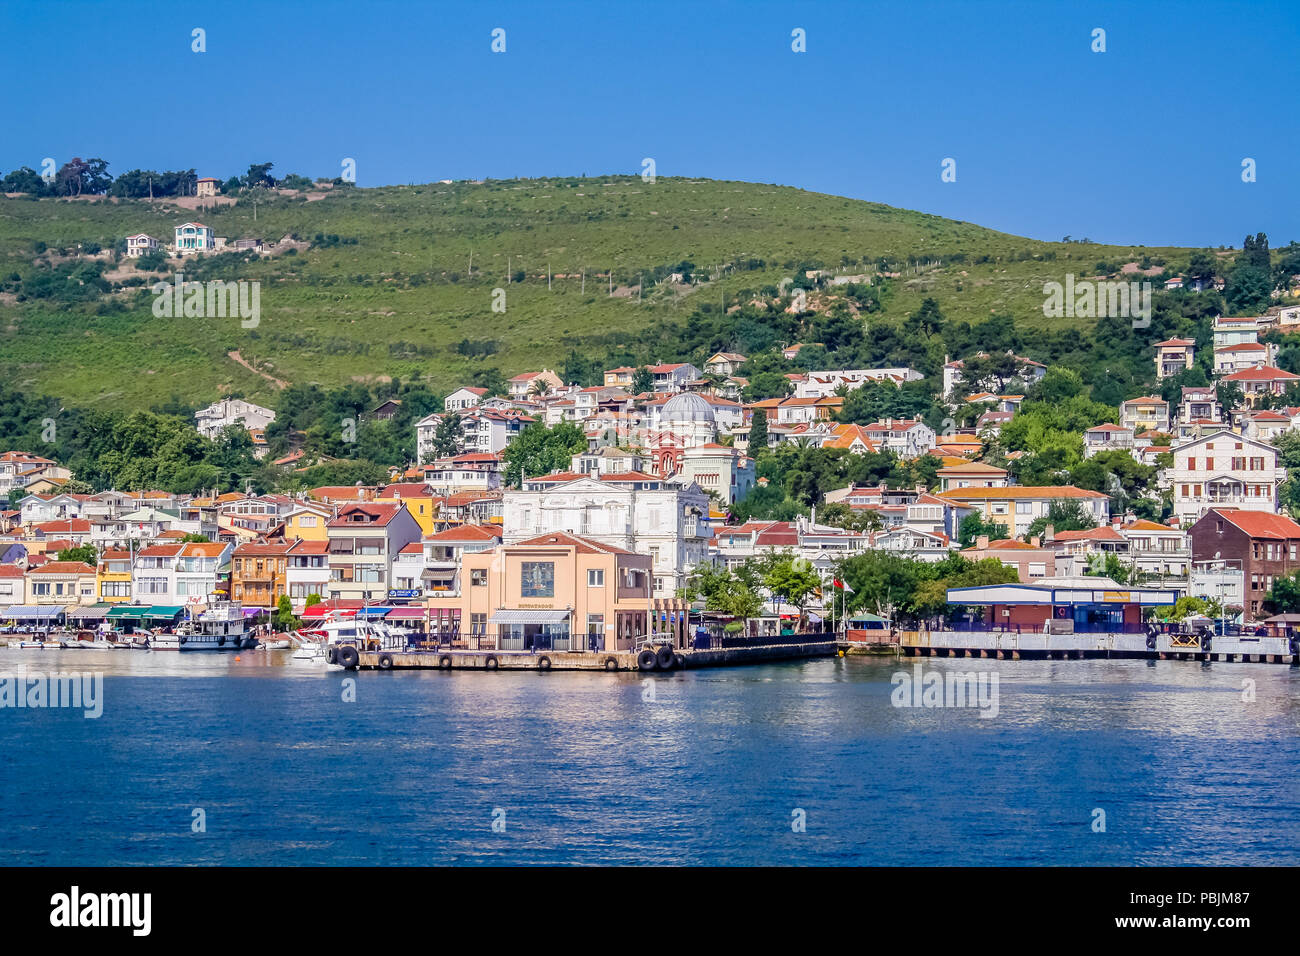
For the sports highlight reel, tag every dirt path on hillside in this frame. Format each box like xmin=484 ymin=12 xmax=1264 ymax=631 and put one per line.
xmin=228 ymin=350 xmax=290 ymax=389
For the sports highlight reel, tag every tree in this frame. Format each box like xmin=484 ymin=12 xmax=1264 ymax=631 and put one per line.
xmin=500 ymin=422 xmax=587 ymax=486
xmin=57 ymin=544 xmax=97 ymax=565
xmin=748 ymin=408 xmax=769 ymax=453
xmin=904 ymin=297 xmax=944 ymax=338
xmin=958 ymin=512 xmax=1010 ymax=548
xmin=630 ymin=367 xmax=654 ymax=395
xmin=273 ymin=595 xmax=298 ymax=631
xmin=179 ymin=533 xmax=211 ymax=543
xmin=690 ymin=564 xmax=764 ymax=624
xmin=432 ymin=413 xmax=462 ymax=458
xmin=1025 ymin=499 xmax=1097 ymax=540
xmin=304 ymin=593 xmax=323 ymax=609
xmin=761 ymin=553 xmax=822 ymax=625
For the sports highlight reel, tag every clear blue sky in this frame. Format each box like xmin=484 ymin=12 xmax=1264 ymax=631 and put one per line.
xmin=3 ymin=0 xmax=1296 ymax=248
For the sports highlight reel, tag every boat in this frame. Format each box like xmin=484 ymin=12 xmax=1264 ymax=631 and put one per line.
xmin=15 ymin=640 xmax=45 ymax=649
xmin=151 ymin=602 xmax=254 ymax=651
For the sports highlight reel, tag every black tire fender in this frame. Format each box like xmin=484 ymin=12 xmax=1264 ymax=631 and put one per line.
xmin=484 ymin=655 xmax=499 ymax=671
xmin=604 ymin=656 xmax=618 ymax=671
xmin=537 ymin=655 xmax=552 ymax=672
xmin=655 ymin=644 xmax=675 ymax=669
xmin=337 ymin=644 xmax=360 ymax=669
xmin=637 ymin=649 xmax=658 ymax=671
xmin=377 ymin=653 xmax=394 ymax=670
xmin=326 ymin=645 xmax=338 ymax=665
xmin=439 ymin=655 xmax=452 ymax=670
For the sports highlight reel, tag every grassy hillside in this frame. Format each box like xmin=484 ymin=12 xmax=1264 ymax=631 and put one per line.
xmin=0 ymin=176 xmax=1202 ymax=409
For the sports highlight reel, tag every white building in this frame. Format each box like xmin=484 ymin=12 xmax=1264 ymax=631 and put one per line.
xmin=504 ymin=473 xmax=711 ymax=597
xmin=860 ymin=420 xmax=936 ymax=459
xmin=195 ymin=399 xmax=276 ymax=440
xmin=125 ymin=234 xmax=159 ymax=258
xmin=132 ymin=541 xmax=233 ymax=605
xmin=676 ymin=443 xmax=756 ymax=505
xmin=444 ymin=386 xmax=488 ymax=413
xmin=173 ymin=222 xmax=216 ymax=256
xmin=1166 ymin=433 xmax=1285 ymax=525
xmin=285 ymin=540 xmax=331 ymax=611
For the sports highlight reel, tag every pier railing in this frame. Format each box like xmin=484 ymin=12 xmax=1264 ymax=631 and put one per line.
xmin=693 ymin=630 xmax=835 ymax=650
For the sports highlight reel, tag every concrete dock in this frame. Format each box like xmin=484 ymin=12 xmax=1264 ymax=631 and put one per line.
xmin=351 ymin=638 xmax=839 ymax=671
xmin=896 ymin=629 xmax=1297 ymax=664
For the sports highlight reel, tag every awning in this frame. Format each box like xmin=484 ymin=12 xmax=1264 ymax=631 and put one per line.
xmin=67 ymin=604 xmax=111 ymax=620
xmin=143 ymin=605 xmax=184 ymax=619
xmin=3 ymin=605 xmax=63 ymax=619
xmin=385 ymin=607 xmax=426 ymax=621
xmin=488 ymin=609 xmax=571 ymax=625
xmin=107 ymin=605 xmax=148 ymax=620
xmin=355 ymin=607 xmax=394 ymax=618
xmin=242 ymin=607 xmax=270 ymax=617
xmin=301 ymin=600 xmax=363 ymax=619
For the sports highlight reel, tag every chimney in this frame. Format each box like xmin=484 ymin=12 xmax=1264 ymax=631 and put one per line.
xmin=977 ymin=535 xmax=989 ymax=549
xmin=1044 ymin=524 xmax=1055 ymax=542
xmin=1030 ymin=535 xmax=1040 ymax=548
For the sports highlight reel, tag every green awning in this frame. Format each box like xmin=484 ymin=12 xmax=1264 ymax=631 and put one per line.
xmin=106 ymin=606 xmax=147 ymax=619
xmin=143 ymin=605 xmax=184 ymax=619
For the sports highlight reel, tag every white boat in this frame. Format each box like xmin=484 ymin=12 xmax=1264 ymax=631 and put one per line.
xmin=152 ymin=602 xmax=253 ymax=651
xmin=15 ymin=640 xmax=45 ymax=649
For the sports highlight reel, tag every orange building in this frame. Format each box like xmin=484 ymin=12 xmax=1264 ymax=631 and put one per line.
xmin=426 ymin=531 xmax=651 ymax=651
xmin=231 ymin=541 xmax=300 ymax=609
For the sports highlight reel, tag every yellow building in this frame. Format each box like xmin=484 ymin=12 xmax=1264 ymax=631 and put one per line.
xmin=375 ymin=482 xmax=439 ymax=535
xmin=96 ymin=548 xmax=133 ymax=603
xmin=282 ymin=503 xmax=332 ymax=542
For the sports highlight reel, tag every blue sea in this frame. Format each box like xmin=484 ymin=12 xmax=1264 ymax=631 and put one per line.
xmin=1 ymin=648 xmax=1297 ymax=865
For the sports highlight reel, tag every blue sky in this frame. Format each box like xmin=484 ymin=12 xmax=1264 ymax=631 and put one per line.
xmin=2 ymin=0 xmax=1296 ymax=248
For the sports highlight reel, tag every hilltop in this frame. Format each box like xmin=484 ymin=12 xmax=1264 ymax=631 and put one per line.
xmin=0 ymin=176 xmax=1221 ymax=410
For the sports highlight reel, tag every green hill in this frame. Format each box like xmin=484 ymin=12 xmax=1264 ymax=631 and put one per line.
xmin=0 ymin=176 xmax=1204 ymax=409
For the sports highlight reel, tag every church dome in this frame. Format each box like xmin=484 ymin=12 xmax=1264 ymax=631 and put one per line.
xmin=661 ymin=392 xmax=716 ymax=423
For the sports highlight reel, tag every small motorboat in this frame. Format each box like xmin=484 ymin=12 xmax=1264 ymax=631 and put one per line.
xmin=16 ymin=640 xmax=45 ymax=649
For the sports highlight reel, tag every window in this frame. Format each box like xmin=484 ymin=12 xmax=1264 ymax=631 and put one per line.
xmin=587 ymin=613 xmax=604 ymax=636
xmin=471 ymin=568 xmax=487 ymax=586
xmin=520 ymin=562 xmax=554 ymax=598
xmin=471 ymin=613 xmax=486 ymax=635
xmin=587 ymin=569 xmax=604 ymax=587
xmin=299 ymin=515 xmax=317 ymax=528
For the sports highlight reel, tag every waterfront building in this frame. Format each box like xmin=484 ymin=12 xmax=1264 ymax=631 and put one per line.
xmin=1187 ymin=508 xmax=1300 ymax=619
xmin=504 ymin=472 xmax=710 ymax=597
xmin=424 ymin=530 xmax=652 ymax=651
xmin=324 ymin=502 xmax=423 ymax=604
xmin=25 ymin=560 xmax=98 ymax=605
xmin=285 ymin=539 xmax=330 ymax=612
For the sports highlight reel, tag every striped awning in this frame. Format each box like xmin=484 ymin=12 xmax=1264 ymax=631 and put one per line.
xmin=67 ymin=604 xmax=111 ymax=620
xmin=488 ymin=609 xmax=571 ymax=625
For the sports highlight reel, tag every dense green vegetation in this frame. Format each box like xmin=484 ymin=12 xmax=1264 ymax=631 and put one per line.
xmin=4 ymin=171 xmax=1293 ymax=414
